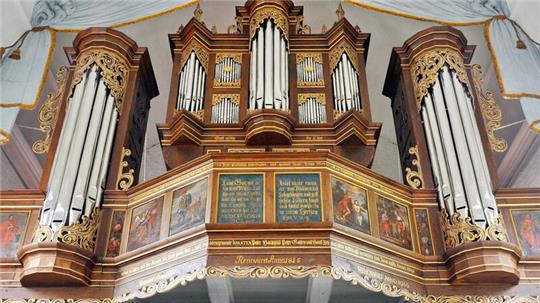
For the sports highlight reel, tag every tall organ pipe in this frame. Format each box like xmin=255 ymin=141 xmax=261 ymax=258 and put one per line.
xmin=176 ymin=51 xmax=206 ymax=114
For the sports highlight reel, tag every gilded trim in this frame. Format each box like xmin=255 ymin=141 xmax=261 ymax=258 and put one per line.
xmin=180 ymin=40 xmax=209 ymax=71
xmin=297 ymin=93 xmax=326 ymax=106
xmin=404 ymin=145 xmax=424 ymax=189
xmin=212 ymin=94 xmax=240 ymax=105
xmin=117 ymin=147 xmax=135 ymax=190
xmin=32 ymin=66 xmax=69 ymax=154
xmin=329 ymin=40 xmax=359 ymax=72
xmin=250 ymin=7 xmax=289 ymax=39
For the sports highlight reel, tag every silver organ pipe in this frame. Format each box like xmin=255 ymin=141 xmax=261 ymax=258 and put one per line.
xmin=249 ymin=18 xmax=289 ymax=111
xmin=421 ymin=65 xmax=498 ymax=227
xmin=296 ymin=54 xmax=324 ymax=86
xmin=298 ymin=96 xmax=326 ymax=124
xmin=212 ymin=97 xmax=239 ymax=124
xmin=332 ymin=53 xmax=361 ymax=116
xmin=40 ymin=64 xmax=120 ymax=229
xmin=177 ymin=51 xmax=207 ymax=115
xmin=215 ymin=56 xmax=241 ymax=86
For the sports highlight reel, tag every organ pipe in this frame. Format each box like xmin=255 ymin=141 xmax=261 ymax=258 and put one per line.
xmin=332 ymin=53 xmax=361 ymax=116
xmin=177 ymin=51 xmax=207 ymax=115
xmin=212 ymin=97 xmax=239 ymax=124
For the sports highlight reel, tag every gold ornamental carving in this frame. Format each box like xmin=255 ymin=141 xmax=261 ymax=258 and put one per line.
xmin=440 ymin=209 xmax=509 ymax=250
xmin=295 ymin=16 xmax=311 ymax=35
xmin=32 ymin=66 xmax=69 ymax=154
xmin=72 ymin=50 xmax=129 ymax=113
xmin=329 ymin=40 xmax=360 ymax=72
xmin=32 ymin=207 xmax=101 ymax=252
xmin=213 ymin=53 xmax=242 ymax=88
xmin=297 ymin=93 xmax=326 ymax=106
xmin=472 ymin=64 xmax=507 ymax=153
xmin=296 ymin=53 xmax=325 ymax=87
xmin=180 ymin=40 xmax=209 ymax=71
xmin=250 ymin=7 xmax=289 ymax=39
xmin=404 ymin=145 xmax=424 ymax=189
xmin=212 ymin=94 xmax=240 ymax=105
xmin=410 ymin=48 xmax=469 ymax=109
xmin=117 ymin=147 xmax=135 ymax=190
xmin=227 ymin=16 xmax=243 ymax=34
xmin=193 ymin=109 xmax=204 ymax=121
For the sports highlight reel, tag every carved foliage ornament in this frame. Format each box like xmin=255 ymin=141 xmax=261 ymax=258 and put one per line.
xmin=404 ymin=145 xmax=424 ymax=189
xmin=410 ymin=48 xmax=469 ymax=109
xmin=249 ymin=7 xmax=289 ymax=39
xmin=117 ymin=147 xmax=135 ymax=190
xmin=32 ymin=207 xmax=101 ymax=252
xmin=471 ymin=64 xmax=508 ymax=153
xmin=33 ymin=66 xmax=69 ymax=154
xmin=329 ymin=40 xmax=360 ymax=73
xmin=440 ymin=208 xmax=508 ymax=250
xmin=180 ymin=40 xmax=209 ymax=71
xmin=212 ymin=94 xmax=240 ymax=106
xmin=297 ymin=93 xmax=326 ymax=106
xmin=72 ymin=50 xmax=129 ymax=113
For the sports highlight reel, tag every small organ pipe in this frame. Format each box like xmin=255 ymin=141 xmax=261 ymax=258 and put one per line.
xmin=264 ymin=19 xmax=274 ymax=108
xmin=256 ymin=27 xmax=264 ymax=109
xmin=250 ymin=39 xmax=257 ymax=109
xmin=273 ymin=24 xmax=282 ymax=109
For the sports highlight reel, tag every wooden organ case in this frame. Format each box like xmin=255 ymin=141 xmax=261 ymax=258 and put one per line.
xmin=158 ymin=0 xmax=381 ymax=168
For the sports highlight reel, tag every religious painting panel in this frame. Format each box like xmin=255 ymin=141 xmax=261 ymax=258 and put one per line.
xmin=217 ymin=173 xmax=264 ymax=223
xmin=127 ymin=197 xmax=164 ymax=252
xmin=330 ymin=176 xmax=370 ymax=234
xmin=376 ymin=196 xmax=412 ymax=250
xmin=414 ymin=209 xmax=434 ymax=256
xmin=0 ymin=212 xmax=29 ymax=259
xmin=169 ymin=177 xmax=208 ymax=235
xmin=275 ymin=173 xmax=322 ymax=223
xmin=105 ymin=211 xmax=125 ymax=257
xmin=511 ymin=210 xmax=540 ymax=257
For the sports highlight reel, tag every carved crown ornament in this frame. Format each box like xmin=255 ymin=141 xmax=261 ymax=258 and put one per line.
xmin=180 ymin=40 xmax=209 ymax=71
xmin=71 ymin=49 xmax=129 ymax=113
xmin=32 ymin=207 xmax=101 ymax=252
xmin=410 ymin=48 xmax=469 ymax=109
xmin=249 ymin=7 xmax=289 ymax=40
xmin=329 ymin=40 xmax=360 ymax=72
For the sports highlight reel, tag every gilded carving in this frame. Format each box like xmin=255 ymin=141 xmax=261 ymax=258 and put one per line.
xmin=32 ymin=66 xmax=69 ymax=154
xmin=297 ymin=93 xmax=326 ymax=106
xmin=32 ymin=207 xmax=101 ymax=252
xmin=117 ymin=147 xmax=135 ymax=190
xmin=250 ymin=7 xmax=289 ymax=39
xmin=215 ymin=53 xmax=242 ymax=65
xmin=227 ymin=16 xmax=243 ymax=34
xmin=329 ymin=40 xmax=359 ymax=72
xmin=471 ymin=64 xmax=507 ymax=152
xmin=296 ymin=53 xmax=324 ymax=87
xmin=72 ymin=50 xmax=129 ymax=113
xmin=410 ymin=48 xmax=469 ymax=109
xmin=296 ymin=16 xmax=311 ymax=34
xmin=212 ymin=94 xmax=240 ymax=105
xmin=404 ymin=145 xmax=424 ymax=189
xmin=213 ymin=53 xmax=242 ymax=88
xmin=180 ymin=40 xmax=209 ymax=71
xmin=193 ymin=109 xmax=204 ymax=121
xmin=440 ymin=209 xmax=508 ymax=250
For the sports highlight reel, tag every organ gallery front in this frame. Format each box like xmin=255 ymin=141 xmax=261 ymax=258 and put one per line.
xmin=1 ymin=1 xmax=539 ymax=302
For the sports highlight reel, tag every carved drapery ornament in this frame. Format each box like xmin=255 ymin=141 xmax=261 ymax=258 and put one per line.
xmin=329 ymin=40 xmax=360 ymax=73
xmin=471 ymin=64 xmax=508 ymax=153
xmin=32 ymin=207 xmax=101 ymax=252
xmin=404 ymin=145 xmax=424 ymax=189
xmin=249 ymin=7 xmax=289 ymax=39
xmin=410 ymin=48 xmax=469 ymax=109
xmin=71 ymin=50 xmax=129 ymax=113
xmin=297 ymin=93 xmax=326 ymax=106
xmin=180 ymin=40 xmax=209 ymax=71
xmin=440 ymin=209 xmax=508 ymax=250
xmin=32 ymin=66 xmax=69 ymax=154
xmin=117 ymin=147 xmax=135 ymax=190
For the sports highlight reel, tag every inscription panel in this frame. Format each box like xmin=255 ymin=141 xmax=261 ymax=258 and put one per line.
xmin=217 ymin=173 xmax=264 ymax=223
xmin=275 ymin=173 xmax=322 ymax=223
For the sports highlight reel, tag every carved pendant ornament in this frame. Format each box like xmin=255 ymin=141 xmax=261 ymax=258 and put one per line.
xmin=410 ymin=48 xmax=469 ymax=109
xmin=32 ymin=66 xmax=69 ymax=154
xmin=404 ymin=145 xmax=424 ymax=189
xmin=249 ymin=7 xmax=289 ymax=39
xmin=117 ymin=147 xmax=135 ymax=190
xmin=71 ymin=50 xmax=129 ymax=113
xmin=32 ymin=207 xmax=101 ymax=252
xmin=440 ymin=209 xmax=509 ymax=250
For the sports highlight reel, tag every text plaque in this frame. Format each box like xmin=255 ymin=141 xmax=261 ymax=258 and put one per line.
xmin=217 ymin=174 xmax=264 ymax=223
xmin=275 ymin=173 xmax=322 ymax=223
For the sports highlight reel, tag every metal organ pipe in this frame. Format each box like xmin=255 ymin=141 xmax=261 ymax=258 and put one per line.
xmin=298 ymin=97 xmax=326 ymax=124
xmin=332 ymin=53 xmax=361 ymax=116
xmin=176 ymin=51 xmax=207 ymax=115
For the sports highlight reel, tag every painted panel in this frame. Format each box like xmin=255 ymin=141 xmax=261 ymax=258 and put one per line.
xmin=511 ymin=210 xmax=540 ymax=256
xmin=331 ymin=176 xmax=370 ymax=234
xmin=127 ymin=197 xmax=164 ymax=252
xmin=217 ymin=174 xmax=264 ymax=223
xmin=414 ymin=209 xmax=434 ymax=255
xmin=169 ymin=177 xmax=208 ymax=235
xmin=105 ymin=211 xmax=125 ymax=257
xmin=0 ymin=212 xmax=28 ymax=259
xmin=275 ymin=173 xmax=322 ymax=223
xmin=376 ymin=196 xmax=412 ymax=250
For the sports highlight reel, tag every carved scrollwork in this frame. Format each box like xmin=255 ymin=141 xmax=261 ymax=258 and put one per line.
xmin=297 ymin=93 xmax=326 ymax=106
xmin=410 ymin=48 xmax=469 ymax=109
xmin=32 ymin=66 xmax=69 ymax=154
xmin=329 ymin=40 xmax=359 ymax=73
xmin=32 ymin=207 xmax=101 ymax=252
xmin=72 ymin=50 xmax=129 ymax=113
xmin=404 ymin=145 xmax=424 ymax=189
xmin=296 ymin=16 xmax=311 ymax=35
xmin=250 ymin=7 xmax=289 ymax=39
xmin=471 ymin=64 xmax=507 ymax=153
xmin=440 ymin=209 xmax=508 ymax=250
xmin=212 ymin=94 xmax=240 ymax=106
xmin=117 ymin=147 xmax=135 ymax=190
xmin=180 ymin=40 xmax=209 ymax=71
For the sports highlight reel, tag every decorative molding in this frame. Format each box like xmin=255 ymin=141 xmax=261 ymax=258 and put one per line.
xmin=440 ymin=209 xmax=508 ymax=250
xmin=296 ymin=16 xmax=311 ymax=35
xmin=117 ymin=147 xmax=135 ymax=190
xmin=32 ymin=207 xmax=101 ymax=252
xmin=404 ymin=145 xmax=424 ymax=189
xmin=410 ymin=48 xmax=469 ymax=109
xmin=297 ymin=93 xmax=326 ymax=106
xmin=329 ymin=40 xmax=359 ymax=72
xmin=212 ymin=94 xmax=240 ymax=105
xmin=471 ymin=64 xmax=507 ymax=153
xmin=72 ymin=50 xmax=129 ymax=113
xmin=33 ymin=66 xmax=69 ymax=154
xmin=250 ymin=7 xmax=289 ymax=39
xmin=180 ymin=40 xmax=209 ymax=71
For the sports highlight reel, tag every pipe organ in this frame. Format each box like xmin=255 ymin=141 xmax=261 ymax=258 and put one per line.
xmin=159 ymin=0 xmax=380 ymax=169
